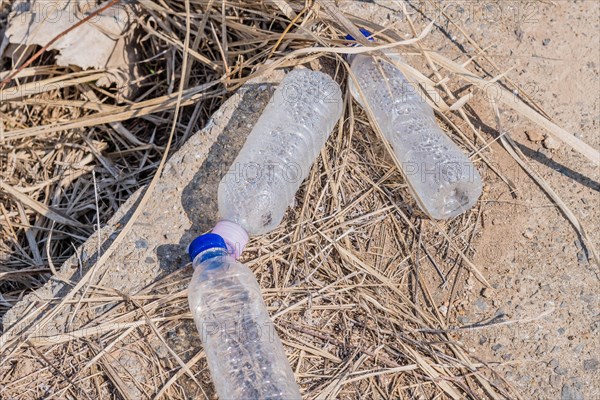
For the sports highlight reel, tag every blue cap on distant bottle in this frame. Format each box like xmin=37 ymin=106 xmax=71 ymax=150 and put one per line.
xmin=345 ymin=28 xmax=374 ymax=43
xmin=188 ymin=233 xmax=227 ymax=262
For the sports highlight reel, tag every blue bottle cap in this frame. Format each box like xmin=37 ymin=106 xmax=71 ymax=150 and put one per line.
xmin=188 ymin=233 xmax=227 ymax=262
xmin=345 ymin=28 xmax=374 ymax=42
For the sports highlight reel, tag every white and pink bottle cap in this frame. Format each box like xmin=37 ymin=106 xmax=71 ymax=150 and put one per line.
xmin=211 ymin=220 xmax=249 ymax=259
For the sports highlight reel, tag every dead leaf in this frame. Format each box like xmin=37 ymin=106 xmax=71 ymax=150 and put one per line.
xmin=1 ymin=0 xmax=140 ymax=98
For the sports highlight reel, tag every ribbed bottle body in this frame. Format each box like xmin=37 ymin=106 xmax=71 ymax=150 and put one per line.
xmin=349 ymin=54 xmax=482 ymax=219
xmin=219 ymin=68 xmax=343 ymax=234
xmin=189 ymin=251 xmax=301 ymax=399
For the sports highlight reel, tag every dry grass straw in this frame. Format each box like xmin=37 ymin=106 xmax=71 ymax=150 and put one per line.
xmin=0 ymin=0 xmax=596 ymax=399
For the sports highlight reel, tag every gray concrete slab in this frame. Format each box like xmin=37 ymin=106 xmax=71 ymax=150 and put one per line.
xmin=2 ymin=69 xmax=285 ymax=348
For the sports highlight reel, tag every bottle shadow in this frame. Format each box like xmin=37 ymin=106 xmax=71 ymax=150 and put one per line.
xmin=513 ymin=141 xmax=600 ymax=192
xmin=468 ymin=113 xmax=600 ymax=192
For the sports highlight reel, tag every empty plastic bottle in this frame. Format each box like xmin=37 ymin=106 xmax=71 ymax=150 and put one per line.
xmin=185 ymin=69 xmax=342 ymax=398
xmin=347 ymin=30 xmax=482 ymax=219
xmin=218 ymin=68 xmax=343 ymax=238
xmin=188 ymin=233 xmax=302 ymax=400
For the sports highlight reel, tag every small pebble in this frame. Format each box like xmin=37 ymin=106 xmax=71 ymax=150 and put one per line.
xmin=526 ymin=130 xmax=544 ymax=142
xmin=561 ymin=384 xmax=584 ymax=400
xmin=523 ymin=228 xmax=534 ymax=239
xmin=542 ymin=38 xmax=551 ymax=46
xmin=481 ymin=287 xmax=494 ymax=298
xmin=475 ymin=298 xmax=488 ymax=312
xmin=439 ymin=305 xmax=448 ymax=316
xmin=554 ymin=366 xmax=567 ymax=375
xmin=583 ymin=358 xmax=599 ymax=371
xmin=543 ymin=135 xmax=561 ymax=150
xmin=580 ymin=293 xmax=595 ymax=304
xmin=577 ymin=250 xmax=588 ymax=264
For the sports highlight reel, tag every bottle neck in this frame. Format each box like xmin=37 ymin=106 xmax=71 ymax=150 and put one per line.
xmin=211 ymin=220 xmax=249 ymax=259
xmin=193 ymin=247 xmax=229 ymax=267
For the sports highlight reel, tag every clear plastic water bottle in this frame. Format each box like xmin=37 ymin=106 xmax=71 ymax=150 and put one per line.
xmin=218 ymin=68 xmax=343 ymax=237
xmin=347 ymin=30 xmax=482 ymax=219
xmin=185 ymin=69 xmax=342 ymax=398
xmin=188 ymin=233 xmax=302 ymax=400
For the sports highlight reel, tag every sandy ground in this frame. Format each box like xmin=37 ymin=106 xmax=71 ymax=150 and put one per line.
xmin=339 ymin=1 xmax=600 ymax=398
xmin=461 ymin=3 xmax=600 ymax=398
